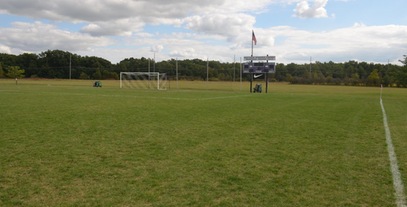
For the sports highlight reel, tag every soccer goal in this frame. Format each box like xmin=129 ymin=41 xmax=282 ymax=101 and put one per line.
xmin=120 ymin=72 xmax=168 ymax=90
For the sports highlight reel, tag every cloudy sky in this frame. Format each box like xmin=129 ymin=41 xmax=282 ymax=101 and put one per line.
xmin=0 ymin=0 xmax=406 ymax=64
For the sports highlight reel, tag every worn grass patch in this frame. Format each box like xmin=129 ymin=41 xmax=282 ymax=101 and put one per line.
xmin=0 ymin=79 xmax=403 ymax=206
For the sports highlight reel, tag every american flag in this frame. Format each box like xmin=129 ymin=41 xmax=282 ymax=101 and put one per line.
xmin=252 ymin=30 xmax=257 ymax=45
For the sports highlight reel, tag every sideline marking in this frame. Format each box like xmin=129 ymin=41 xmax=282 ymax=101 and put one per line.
xmin=2 ymin=89 xmax=252 ymax=101
xmin=380 ymin=90 xmax=407 ymax=207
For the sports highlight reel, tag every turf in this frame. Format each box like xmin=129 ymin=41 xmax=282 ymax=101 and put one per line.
xmin=0 ymin=79 xmax=405 ymax=206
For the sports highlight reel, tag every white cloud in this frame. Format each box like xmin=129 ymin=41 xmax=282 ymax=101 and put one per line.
xmin=0 ymin=21 xmax=112 ymax=54
xmin=3 ymin=21 xmax=405 ymax=65
xmin=170 ymin=48 xmax=197 ymax=59
xmin=0 ymin=45 xmax=12 ymax=53
xmin=267 ymin=24 xmax=407 ymax=64
xmin=80 ymin=18 xmax=144 ymax=36
xmin=184 ymin=13 xmax=256 ymax=39
xmin=294 ymin=0 xmax=329 ymax=18
xmin=151 ymin=45 xmax=164 ymax=53
xmin=0 ymin=0 xmax=271 ymax=38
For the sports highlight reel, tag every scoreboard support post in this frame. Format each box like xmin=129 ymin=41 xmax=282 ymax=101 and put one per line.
xmin=265 ymin=73 xmax=269 ymax=93
xmin=250 ymin=73 xmax=253 ymax=93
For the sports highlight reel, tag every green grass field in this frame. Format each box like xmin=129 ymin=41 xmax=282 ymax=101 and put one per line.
xmin=1 ymin=79 xmax=406 ymax=206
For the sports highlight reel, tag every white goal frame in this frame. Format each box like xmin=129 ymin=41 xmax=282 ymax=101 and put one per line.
xmin=120 ymin=72 xmax=168 ymax=90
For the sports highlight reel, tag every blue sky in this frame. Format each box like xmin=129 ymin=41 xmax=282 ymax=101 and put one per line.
xmin=0 ymin=0 xmax=406 ymax=64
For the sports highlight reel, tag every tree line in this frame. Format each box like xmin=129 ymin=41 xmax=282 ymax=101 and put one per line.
xmin=1 ymin=50 xmax=407 ymax=87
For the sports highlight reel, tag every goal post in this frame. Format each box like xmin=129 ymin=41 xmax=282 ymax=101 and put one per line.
xmin=120 ymin=72 xmax=168 ymax=90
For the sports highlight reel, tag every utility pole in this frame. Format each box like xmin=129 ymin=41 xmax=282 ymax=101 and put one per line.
xmin=153 ymin=52 xmax=156 ymax=73
xmin=69 ymin=54 xmax=72 ymax=80
xmin=176 ymin=58 xmax=179 ymax=89
xmin=240 ymin=57 xmax=242 ymax=91
xmin=148 ymin=58 xmax=151 ymax=89
xmin=233 ymin=55 xmax=236 ymax=82
xmin=206 ymin=58 xmax=209 ymax=82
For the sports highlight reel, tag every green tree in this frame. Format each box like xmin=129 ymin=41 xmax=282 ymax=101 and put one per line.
xmin=0 ymin=62 xmax=5 ymax=78
xmin=399 ymin=55 xmax=407 ymax=66
xmin=6 ymin=66 xmax=25 ymax=85
xmin=93 ymin=69 xmax=102 ymax=80
xmin=17 ymin=53 xmax=38 ymax=77
xmin=79 ymin=72 xmax=89 ymax=79
xmin=398 ymin=55 xmax=407 ymax=87
xmin=367 ymin=69 xmax=380 ymax=86
xmin=395 ymin=67 xmax=407 ymax=87
xmin=350 ymin=73 xmax=360 ymax=86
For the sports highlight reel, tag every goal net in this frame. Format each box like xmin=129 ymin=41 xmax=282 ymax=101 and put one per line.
xmin=120 ymin=72 xmax=168 ymax=90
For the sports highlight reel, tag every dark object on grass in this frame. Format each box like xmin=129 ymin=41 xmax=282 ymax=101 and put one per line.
xmin=93 ymin=81 xmax=102 ymax=87
xmin=253 ymin=83 xmax=262 ymax=93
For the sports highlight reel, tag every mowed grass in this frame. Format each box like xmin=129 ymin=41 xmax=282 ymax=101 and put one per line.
xmin=0 ymin=79 xmax=405 ymax=206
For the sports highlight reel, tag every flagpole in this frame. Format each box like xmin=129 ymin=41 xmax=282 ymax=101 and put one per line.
xmin=251 ymin=32 xmax=254 ymax=58
xmin=250 ymin=30 xmax=255 ymax=93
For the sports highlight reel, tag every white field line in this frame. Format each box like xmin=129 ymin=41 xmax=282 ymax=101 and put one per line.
xmin=1 ymin=90 xmax=253 ymax=101
xmin=380 ymin=97 xmax=407 ymax=207
xmin=80 ymin=92 xmax=252 ymax=101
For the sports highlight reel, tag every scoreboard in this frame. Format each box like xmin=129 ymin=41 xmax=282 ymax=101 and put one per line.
xmin=243 ymin=55 xmax=276 ymax=74
xmin=243 ymin=62 xmax=275 ymax=73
